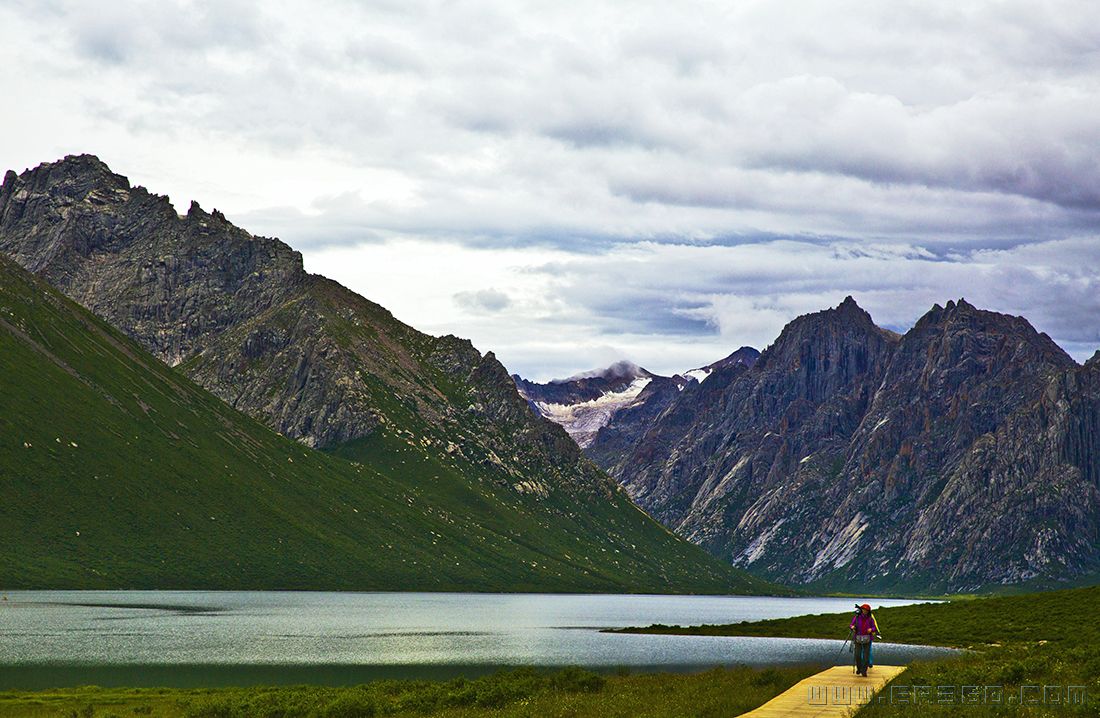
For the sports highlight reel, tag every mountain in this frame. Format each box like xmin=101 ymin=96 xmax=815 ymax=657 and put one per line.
xmin=591 ymin=298 xmax=1100 ymax=593
xmin=515 ymin=361 xmax=653 ymax=407
xmin=582 ymin=348 xmax=761 ymax=471
xmin=0 ymin=155 xmax=776 ymax=594
xmin=682 ymin=346 xmax=761 ymax=384
xmin=514 ymin=361 xmax=673 ymax=447
xmin=515 ymin=349 xmax=760 ymax=451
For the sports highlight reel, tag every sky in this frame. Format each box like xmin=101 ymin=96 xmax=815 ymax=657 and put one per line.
xmin=2 ymin=0 xmax=1099 ymax=380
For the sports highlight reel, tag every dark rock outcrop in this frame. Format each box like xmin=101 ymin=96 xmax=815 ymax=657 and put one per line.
xmin=685 ymin=346 xmax=761 ymax=380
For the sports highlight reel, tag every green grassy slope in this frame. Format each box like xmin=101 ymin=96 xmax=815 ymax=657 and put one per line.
xmin=0 ymin=254 xmax=772 ymax=593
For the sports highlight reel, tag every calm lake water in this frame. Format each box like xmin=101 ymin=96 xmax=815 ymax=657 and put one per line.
xmin=0 ymin=591 xmax=956 ymax=689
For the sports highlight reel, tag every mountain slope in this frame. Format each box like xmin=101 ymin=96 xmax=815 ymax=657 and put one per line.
xmin=0 ymin=157 xmax=776 ymax=594
xmin=0 ymin=157 xmax=623 ymax=505
xmin=0 ymin=252 xmax=773 ymax=592
xmin=600 ymin=298 xmax=1100 ymax=593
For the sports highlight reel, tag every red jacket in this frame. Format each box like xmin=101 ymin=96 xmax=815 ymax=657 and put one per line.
xmin=850 ymin=613 xmax=877 ymax=636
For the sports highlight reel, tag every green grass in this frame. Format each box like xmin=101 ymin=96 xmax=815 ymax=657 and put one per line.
xmin=614 ymin=585 xmax=1100 ymax=715
xmin=0 ymin=253 xmax=769 ymax=594
xmin=609 ymin=585 xmax=1099 ymax=647
xmin=0 ymin=666 xmax=819 ymax=718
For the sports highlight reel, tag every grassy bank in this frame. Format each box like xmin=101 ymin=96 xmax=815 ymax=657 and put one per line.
xmin=0 ymin=666 xmax=818 ymax=718
xmin=610 ymin=585 xmax=1098 ymax=648
xmin=615 ymin=585 xmax=1100 ymax=715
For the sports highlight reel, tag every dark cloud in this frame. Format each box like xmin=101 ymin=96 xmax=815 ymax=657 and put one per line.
xmin=48 ymin=0 xmax=267 ymax=64
xmin=580 ymin=293 xmax=715 ymax=337
xmin=514 ymin=236 xmax=1100 ymax=369
xmin=453 ymin=288 xmax=512 ymax=313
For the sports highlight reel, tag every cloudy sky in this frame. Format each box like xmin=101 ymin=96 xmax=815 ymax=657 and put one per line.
xmin=3 ymin=0 xmax=1100 ymax=379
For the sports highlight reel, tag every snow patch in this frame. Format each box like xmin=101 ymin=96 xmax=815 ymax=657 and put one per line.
xmin=535 ymin=377 xmax=652 ymax=447
xmin=684 ymin=368 xmax=712 ymax=384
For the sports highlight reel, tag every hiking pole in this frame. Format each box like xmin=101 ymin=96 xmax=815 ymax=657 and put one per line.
xmin=840 ymin=628 xmax=853 ymax=665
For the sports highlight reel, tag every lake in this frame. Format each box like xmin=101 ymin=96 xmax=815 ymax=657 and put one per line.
xmin=0 ymin=591 xmax=956 ymax=689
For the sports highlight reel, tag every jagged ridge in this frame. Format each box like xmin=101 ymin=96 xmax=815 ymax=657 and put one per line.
xmin=596 ymin=297 xmax=1100 ymax=592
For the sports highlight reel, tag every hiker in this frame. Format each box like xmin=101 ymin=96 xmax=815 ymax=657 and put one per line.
xmin=849 ymin=603 xmax=878 ymax=676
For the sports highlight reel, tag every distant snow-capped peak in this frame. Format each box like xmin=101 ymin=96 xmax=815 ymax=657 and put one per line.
xmin=514 ymin=347 xmax=758 ymax=446
xmin=532 ymin=376 xmax=653 ymax=447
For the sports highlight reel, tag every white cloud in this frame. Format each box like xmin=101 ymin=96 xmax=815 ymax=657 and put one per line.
xmin=306 ymin=235 xmax=1100 ymax=380
xmin=2 ymin=0 xmax=1099 ymax=377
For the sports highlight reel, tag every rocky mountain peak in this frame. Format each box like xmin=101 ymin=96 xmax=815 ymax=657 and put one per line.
xmin=19 ymin=154 xmax=125 ymax=195
xmin=909 ymin=300 xmax=1075 ymax=371
xmin=0 ymin=155 xmax=316 ymax=418
xmin=755 ymin=295 xmax=894 ymax=382
xmin=598 ymin=292 xmax=1100 ymax=592
xmin=942 ymin=297 xmax=978 ymax=316
xmin=716 ymin=346 xmax=760 ymax=368
xmin=919 ymin=297 xmax=987 ymax=326
xmin=36 ymin=153 xmax=114 ymax=177
xmin=783 ymin=295 xmax=876 ymax=336
xmin=835 ymin=294 xmax=865 ymax=315
xmin=681 ymin=346 xmax=760 ymax=385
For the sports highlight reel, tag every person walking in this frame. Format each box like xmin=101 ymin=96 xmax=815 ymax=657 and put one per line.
xmin=849 ymin=603 xmax=878 ymax=676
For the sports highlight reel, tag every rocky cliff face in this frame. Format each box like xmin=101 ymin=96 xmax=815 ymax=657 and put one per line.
xmin=0 ymin=155 xmax=609 ymax=496
xmin=0 ymin=156 xmax=305 ymax=367
xmin=601 ymin=298 xmax=1100 ymax=592
xmin=584 ymin=347 xmax=760 ymax=473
